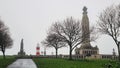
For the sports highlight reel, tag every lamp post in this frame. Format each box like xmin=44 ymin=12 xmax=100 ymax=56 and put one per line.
xmin=44 ymin=46 xmax=46 ymax=56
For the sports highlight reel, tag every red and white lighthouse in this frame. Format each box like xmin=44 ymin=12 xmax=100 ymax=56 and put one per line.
xmin=36 ymin=43 xmax=40 ymax=56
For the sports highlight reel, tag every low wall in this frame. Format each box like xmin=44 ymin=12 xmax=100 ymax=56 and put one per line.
xmin=15 ymin=55 xmax=118 ymax=60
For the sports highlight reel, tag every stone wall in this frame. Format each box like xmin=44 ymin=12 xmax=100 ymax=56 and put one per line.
xmin=15 ymin=54 xmax=118 ymax=60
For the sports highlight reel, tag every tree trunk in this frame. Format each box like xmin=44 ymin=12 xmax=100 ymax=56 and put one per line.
xmin=1 ymin=46 xmax=6 ymax=59
xmin=69 ymin=46 xmax=72 ymax=60
xmin=3 ymin=51 xmax=5 ymax=59
xmin=55 ymin=48 xmax=58 ymax=58
xmin=2 ymin=50 xmax=5 ymax=59
xmin=118 ymin=45 xmax=120 ymax=62
xmin=119 ymin=51 xmax=120 ymax=62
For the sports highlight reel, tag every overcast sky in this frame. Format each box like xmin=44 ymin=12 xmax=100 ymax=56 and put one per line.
xmin=0 ymin=0 xmax=120 ymax=55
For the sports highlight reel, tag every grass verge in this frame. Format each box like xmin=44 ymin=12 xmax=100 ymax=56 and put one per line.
xmin=33 ymin=58 xmax=119 ymax=68
xmin=0 ymin=56 xmax=16 ymax=68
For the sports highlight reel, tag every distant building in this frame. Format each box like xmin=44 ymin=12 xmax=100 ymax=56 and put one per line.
xmin=18 ymin=39 xmax=25 ymax=56
xmin=75 ymin=6 xmax=99 ymax=56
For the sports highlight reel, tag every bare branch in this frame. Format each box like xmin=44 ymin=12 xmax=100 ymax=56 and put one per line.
xmin=98 ymin=4 xmax=120 ymax=61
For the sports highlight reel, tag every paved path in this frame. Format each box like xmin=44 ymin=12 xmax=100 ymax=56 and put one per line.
xmin=7 ymin=59 xmax=37 ymax=68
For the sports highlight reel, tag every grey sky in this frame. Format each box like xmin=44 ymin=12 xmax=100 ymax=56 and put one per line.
xmin=0 ymin=0 xmax=120 ymax=55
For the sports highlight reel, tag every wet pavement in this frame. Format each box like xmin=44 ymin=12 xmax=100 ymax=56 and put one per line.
xmin=7 ymin=59 xmax=37 ymax=68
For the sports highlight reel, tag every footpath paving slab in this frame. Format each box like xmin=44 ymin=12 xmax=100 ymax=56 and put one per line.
xmin=7 ymin=59 xmax=37 ymax=68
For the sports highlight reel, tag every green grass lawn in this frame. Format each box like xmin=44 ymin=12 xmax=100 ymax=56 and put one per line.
xmin=33 ymin=58 xmax=120 ymax=68
xmin=0 ymin=56 xmax=16 ymax=68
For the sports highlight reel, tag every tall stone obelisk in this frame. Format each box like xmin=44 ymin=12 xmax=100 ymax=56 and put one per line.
xmin=75 ymin=6 xmax=99 ymax=56
xmin=18 ymin=39 xmax=25 ymax=56
xmin=81 ymin=6 xmax=91 ymax=47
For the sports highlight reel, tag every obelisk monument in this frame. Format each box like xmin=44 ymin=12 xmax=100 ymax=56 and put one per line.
xmin=18 ymin=39 xmax=25 ymax=56
xmin=75 ymin=6 xmax=99 ymax=56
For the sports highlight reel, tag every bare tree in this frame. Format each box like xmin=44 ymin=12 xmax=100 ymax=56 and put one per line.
xmin=42 ymin=33 xmax=66 ymax=58
xmin=50 ymin=17 xmax=95 ymax=60
xmin=0 ymin=20 xmax=13 ymax=59
xmin=45 ymin=16 xmax=96 ymax=60
xmin=98 ymin=4 xmax=120 ymax=61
